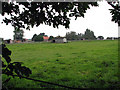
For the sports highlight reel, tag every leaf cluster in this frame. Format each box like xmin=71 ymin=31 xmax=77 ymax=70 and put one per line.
xmin=1 ymin=44 xmax=32 ymax=84
xmin=32 ymin=33 xmax=46 ymax=41
xmin=108 ymin=2 xmax=120 ymax=26
xmin=1 ymin=2 xmax=98 ymax=29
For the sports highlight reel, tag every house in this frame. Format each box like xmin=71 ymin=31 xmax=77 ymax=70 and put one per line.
xmin=43 ymin=36 xmax=49 ymax=42
xmin=25 ymin=39 xmax=32 ymax=42
xmin=4 ymin=39 xmax=11 ymax=44
xmin=81 ymin=38 xmax=85 ymax=40
xmin=52 ymin=37 xmax=68 ymax=43
xmin=14 ymin=40 xmax=22 ymax=43
xmin=10 ymin=40 xmax=13 ymax=43
xmin=3 ymin=39 xmax=14 ymax=44
xmin=106 ymin=37 xmax=119 ymax=40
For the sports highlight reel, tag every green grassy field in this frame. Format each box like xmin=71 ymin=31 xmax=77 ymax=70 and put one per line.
xmin=3 ymin=40 xmax=119 ymax=88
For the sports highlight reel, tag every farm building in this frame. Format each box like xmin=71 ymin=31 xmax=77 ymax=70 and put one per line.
xmin=106 ymin=37 xmax=119 ymax=40
xmin=13 ymin=39 xmax=32 ymax=43
xmin=14 ymin=40 xmax=22 ymax=43
xmin=80 ymin=38 xmax=85 ymax=40
xmin=25 ymin=39 xmax=32 ymax=42
xmin=4 ymin=39 xmax=13 ymax=44
xmin=52 ymin=37 xmax=68 ymax=43
xmin=43 ymin=36 xmax=49 ymax=42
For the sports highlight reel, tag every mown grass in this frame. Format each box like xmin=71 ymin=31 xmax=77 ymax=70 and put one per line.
xmin=3 ymin=40 xmax=119 ymax=88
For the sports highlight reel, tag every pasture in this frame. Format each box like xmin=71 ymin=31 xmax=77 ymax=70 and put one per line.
xmin=3 ymin=40 xmax=119 ymax=88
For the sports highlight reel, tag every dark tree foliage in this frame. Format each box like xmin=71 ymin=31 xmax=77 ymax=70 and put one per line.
xmin=32 ymin=34 xmax=37 ymax=41
xmin=39 ymin=33 xmax=45 ymax=36
xmin=32 ymin=33 xmax=47 ymax=42
xmin=77 ymin=33 xmax=84 ymax=40
xmin=13 ymin=27 xmax=24 ymax=40
xmin=66 ymin=29 xmax=96 ymax=40
xmin=97 ymin=36 xmax=104 ymax=40
xmin=83 ymin=29 xmax=96 ymax=40
xmin=34 ymin=35 xmax=44 ymax=42
xmin=108 ymin=1 xmax=120 ymax=26
xmin=1 ymin=2 xmax=98 ymax=30
xmin=49 ymin=36 xmax=54 ymax=40
xmin=66 ymin=31 xmax=78 ymax=40
xmin=1 ymin=44 xmax=32 ymax=88
xmin=1 ymin=1 xmax=120 ymax=28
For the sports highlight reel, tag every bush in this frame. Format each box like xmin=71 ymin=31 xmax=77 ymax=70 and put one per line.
xmin=34 ymin=35 xmax=43 ymax=42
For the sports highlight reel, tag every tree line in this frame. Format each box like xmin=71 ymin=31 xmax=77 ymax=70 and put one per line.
xmin=66 ymin=29 xmax=104 ymax=40
xmin=14 ymin=28 xmax=119 ymax=42
xmin=31 ymin=28 xmax=105 ymax=42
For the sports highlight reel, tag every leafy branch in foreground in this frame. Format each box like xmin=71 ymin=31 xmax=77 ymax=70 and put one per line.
xmin=1 ymin=44 xmax=77 ymax=89
xmin=108 ymin=1 xmax=120 ymax=26
xmin=2 ymin=2 xmax=98 ymax=30
xmin=1 ymin=44 xmax=32 ymax=88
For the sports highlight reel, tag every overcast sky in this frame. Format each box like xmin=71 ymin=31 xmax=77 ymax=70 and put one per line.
xmin=0 ymin=1 xmax=119 ymax=40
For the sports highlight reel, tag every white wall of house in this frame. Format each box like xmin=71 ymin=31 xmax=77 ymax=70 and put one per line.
xmin=63 ymin=38 xmax=67 ymax=43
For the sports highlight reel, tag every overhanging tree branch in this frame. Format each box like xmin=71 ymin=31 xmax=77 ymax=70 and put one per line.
xmin=11 ymin=75 xmax=78 ymax=89
xmin=1 ymin=2 xmax=98 ymax=29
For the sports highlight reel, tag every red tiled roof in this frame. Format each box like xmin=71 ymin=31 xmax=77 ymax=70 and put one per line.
xmin=43 ymin=36 xmax=49 ymax=40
